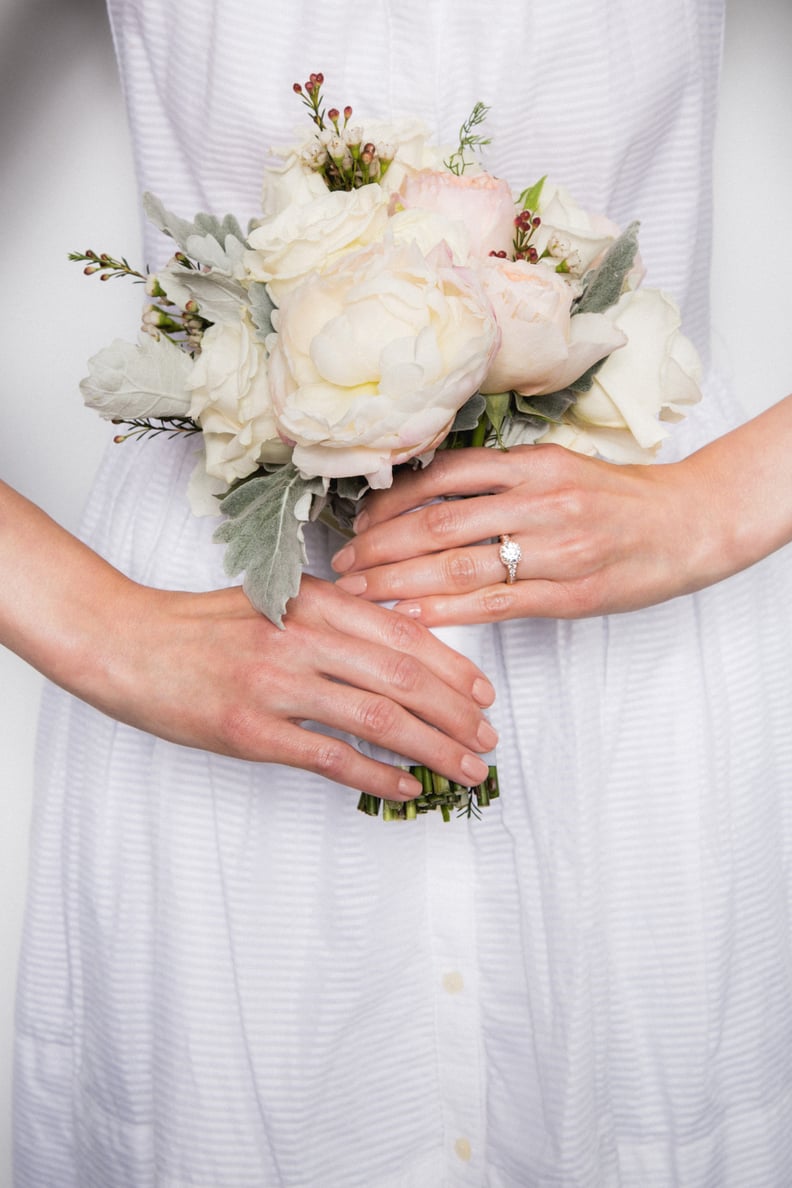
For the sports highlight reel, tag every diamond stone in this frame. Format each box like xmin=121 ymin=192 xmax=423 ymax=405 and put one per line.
xmin=499 ymin=539 xmax=521 ymax=565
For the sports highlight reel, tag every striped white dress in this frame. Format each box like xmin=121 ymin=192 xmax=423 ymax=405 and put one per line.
xmin=13 ymin=2 xmax=792 ymax=1184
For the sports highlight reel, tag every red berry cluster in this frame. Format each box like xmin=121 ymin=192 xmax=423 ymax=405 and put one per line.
xmin=513 ymin=209 xmax=542 ymax=263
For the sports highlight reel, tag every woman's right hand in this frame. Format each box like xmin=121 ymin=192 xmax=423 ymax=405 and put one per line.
xmin=0 ymin=478 xmax=495 ymax=801
xmin=98 ymin=575 xmax=496 ymax=801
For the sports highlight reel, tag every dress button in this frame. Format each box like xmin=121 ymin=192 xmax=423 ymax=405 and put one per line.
xmin=442 ymin=970 xmax=464 ymax=994
xmin=454 ymin=1137 xmax=472 ymax=1162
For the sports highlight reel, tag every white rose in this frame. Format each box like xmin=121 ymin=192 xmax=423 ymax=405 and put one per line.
xmin=477 ymin=257 xmax=625 ymax=396
xmin=259 ymin=118 xmax=445 ymax=221
xmin=539 ymin=288 xmax=702 ymax=462
xmin=533 ymin=182 xmax=622 ymax=276
xmin=244 ymin=184 xmax=389 ymax=304
xmin=187 ymin=315 xmax=290 ymax=485
xmin=267 ymin=238 xmax=499 ymax=488
xmin=260 ymin=151 xmax=331 ymax=219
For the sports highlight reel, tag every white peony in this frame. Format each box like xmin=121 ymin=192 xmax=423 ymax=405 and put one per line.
xmin=187 ymin=314 xmax=290 ymax=485
xmin=244 ymin=184 xmax=389 ymax=304
xmin=267 ymin=238 xmax=499 ymax=488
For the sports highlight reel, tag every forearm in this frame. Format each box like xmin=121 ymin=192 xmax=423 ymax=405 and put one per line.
xmin=0 ymin=480 xmax=135 ymax=700
xmin=338 ymin=392 xmax=792 ymax=625
xmin=684 ymin=392 xmax=792 ymax=580
xmin=0 ymin=480 xmax=495 ymax=797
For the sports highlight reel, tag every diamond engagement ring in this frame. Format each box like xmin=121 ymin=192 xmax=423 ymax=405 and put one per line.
xmin=498 ymin=534 xmax=522 ymax=584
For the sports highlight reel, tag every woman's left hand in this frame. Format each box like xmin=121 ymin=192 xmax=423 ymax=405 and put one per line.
xmin=329 ymin=441 xmax=744 ymax=625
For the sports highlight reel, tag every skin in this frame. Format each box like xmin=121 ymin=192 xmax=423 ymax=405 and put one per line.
xmin=0 ymin=480 xmax=497 ymax=801
xmin=333 ymin=393 xmax=792 ymax=624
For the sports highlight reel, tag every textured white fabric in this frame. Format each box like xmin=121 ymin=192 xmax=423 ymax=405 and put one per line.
xmin=13 ymin=2 xmax=792 ymax=1185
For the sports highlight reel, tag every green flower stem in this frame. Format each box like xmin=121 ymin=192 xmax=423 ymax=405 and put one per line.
xmin=470 ymin=418 xmax=488 ymax=447
xmin=355 ymin=762 xmax=502 ymax=820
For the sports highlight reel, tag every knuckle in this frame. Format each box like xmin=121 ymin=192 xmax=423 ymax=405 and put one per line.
xmin=382 ymin=611 xmax=423 ymax=653
xmin=217 ymin=704 xmax=256 ymax=753
xmin=556 ymin=531 xmax=600 ymax=578
xmin=357 ymin=695 xmax=399 ymax=739
xmin=545 ymin=485 xmax=586 ymax=523
xmin=562 ymin=574 xmax=605 ymax=617
xmin=425 ymin=499 xmax=464 ymax=542
xmin=309 ymin=740 xmax=348 ymax=780
xmin=385 ymin=652 xmax=421 ymax=693
xmin=443 ymin=551 xmax=478 ymax=589
xmin=480 ymin=587 xmax=517 ymax=618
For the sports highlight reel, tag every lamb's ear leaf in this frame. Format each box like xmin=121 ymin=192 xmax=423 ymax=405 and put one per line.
xmin=575 ymin=221 xmax=640 ymax=315
xmin=214 ymin=466 xmax=324 ymax=628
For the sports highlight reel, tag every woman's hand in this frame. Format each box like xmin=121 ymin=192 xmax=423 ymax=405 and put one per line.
xmin=0 ymin=482 xmax=496 ymax=801
xmin=332 ymin=396 xmax=792 ymax=625
xmin=100 ymin=576 xmax=496 ymax=799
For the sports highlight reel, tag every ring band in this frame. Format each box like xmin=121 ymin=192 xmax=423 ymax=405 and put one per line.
xmin=498 ymin=534 xmax=522 ymax=584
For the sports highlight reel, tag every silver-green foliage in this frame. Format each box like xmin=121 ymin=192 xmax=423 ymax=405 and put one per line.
xmin=214 ymin=465 xmax=325 ymax=627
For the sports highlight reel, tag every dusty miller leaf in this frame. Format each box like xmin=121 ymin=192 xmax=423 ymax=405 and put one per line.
xmin=451 ymin=393 xmax=486 ymax=432
xmin=566 ymin=357 xmax=607 ymax=395
xmin=157 ymin=265 xmax=249 ymax=324
xmin=79 ymin=333 xmax=193 ymax=419
xmin=248 ymin=283 xmax=275 ymax=342
xmin=334 ymin=475 xmax=370 ymax=502
xmin=574 ymin=221 xmax=640 ymax=315
xmin=214 ymin=465 xmax=324 ymax=627
xmin=143 ymin=193 xmax=246 ymax=273
xmin=514 ymin=390 xmax=576 ymax=424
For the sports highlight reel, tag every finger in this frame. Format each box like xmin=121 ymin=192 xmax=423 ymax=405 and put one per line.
xmin=333 ymin=490 xmax=522 ymax=573
xmin=297 ymin=577 xmax=496 ymax=705
xmin=297 ymin=678 xmax=492 ymax=790
xmin=308 ymin=627 xmax=496 ymax=753
xmin=360 ymin=447 xmax=523 ymax=526
xmin=335 ymin=543 xmax=501 ymax=602
xmin=261 ymin=720 xmax=425 ymax=801
xmin=388 ymin=577 xmax=600 ymax=626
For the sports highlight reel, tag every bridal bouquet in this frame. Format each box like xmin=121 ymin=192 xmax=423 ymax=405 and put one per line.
xmin=74 ymin=73 xmax=701 ymax=818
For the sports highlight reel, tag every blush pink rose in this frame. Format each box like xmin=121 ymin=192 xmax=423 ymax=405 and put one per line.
xmin=395 ymin=169 xmax=516 ymax=260
xmin=477 ymin=257 xmax=625 ymax=396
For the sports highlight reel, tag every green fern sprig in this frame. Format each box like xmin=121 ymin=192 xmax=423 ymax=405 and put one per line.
xmin=444 ymin=101 xmax=492 ymax=175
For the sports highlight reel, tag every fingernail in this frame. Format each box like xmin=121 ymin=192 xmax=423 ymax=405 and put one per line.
xmin=398 ymin=775 xmax=421 ymax=799
xmin=472 ymin=677 xmax=495 ymax=706
xmin=393 ymin=601 xmax=421 ymax=618
xmin=331 ymin=544 xmax=355 ymax=573
xmin=354 ymin=509 xmax=370 ymax=533
xmin=335 ymin=573 xmax=367 ymax=595
xmin=461 ymin=754 xmax=489 ymax=784
xmin=477 ymin=720 xmax=499 ymax=751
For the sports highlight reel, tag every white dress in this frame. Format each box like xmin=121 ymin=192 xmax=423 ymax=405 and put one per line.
xmin=13 ymin=2 xmax=792 ymax=1185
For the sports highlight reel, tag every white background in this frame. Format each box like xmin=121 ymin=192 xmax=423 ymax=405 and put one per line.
xmin=0 ymin=0 xmax=790 ymax=1177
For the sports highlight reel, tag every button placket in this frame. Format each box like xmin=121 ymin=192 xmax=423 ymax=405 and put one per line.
xmin=425 ymin=814 xmax=485 ymax=1181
